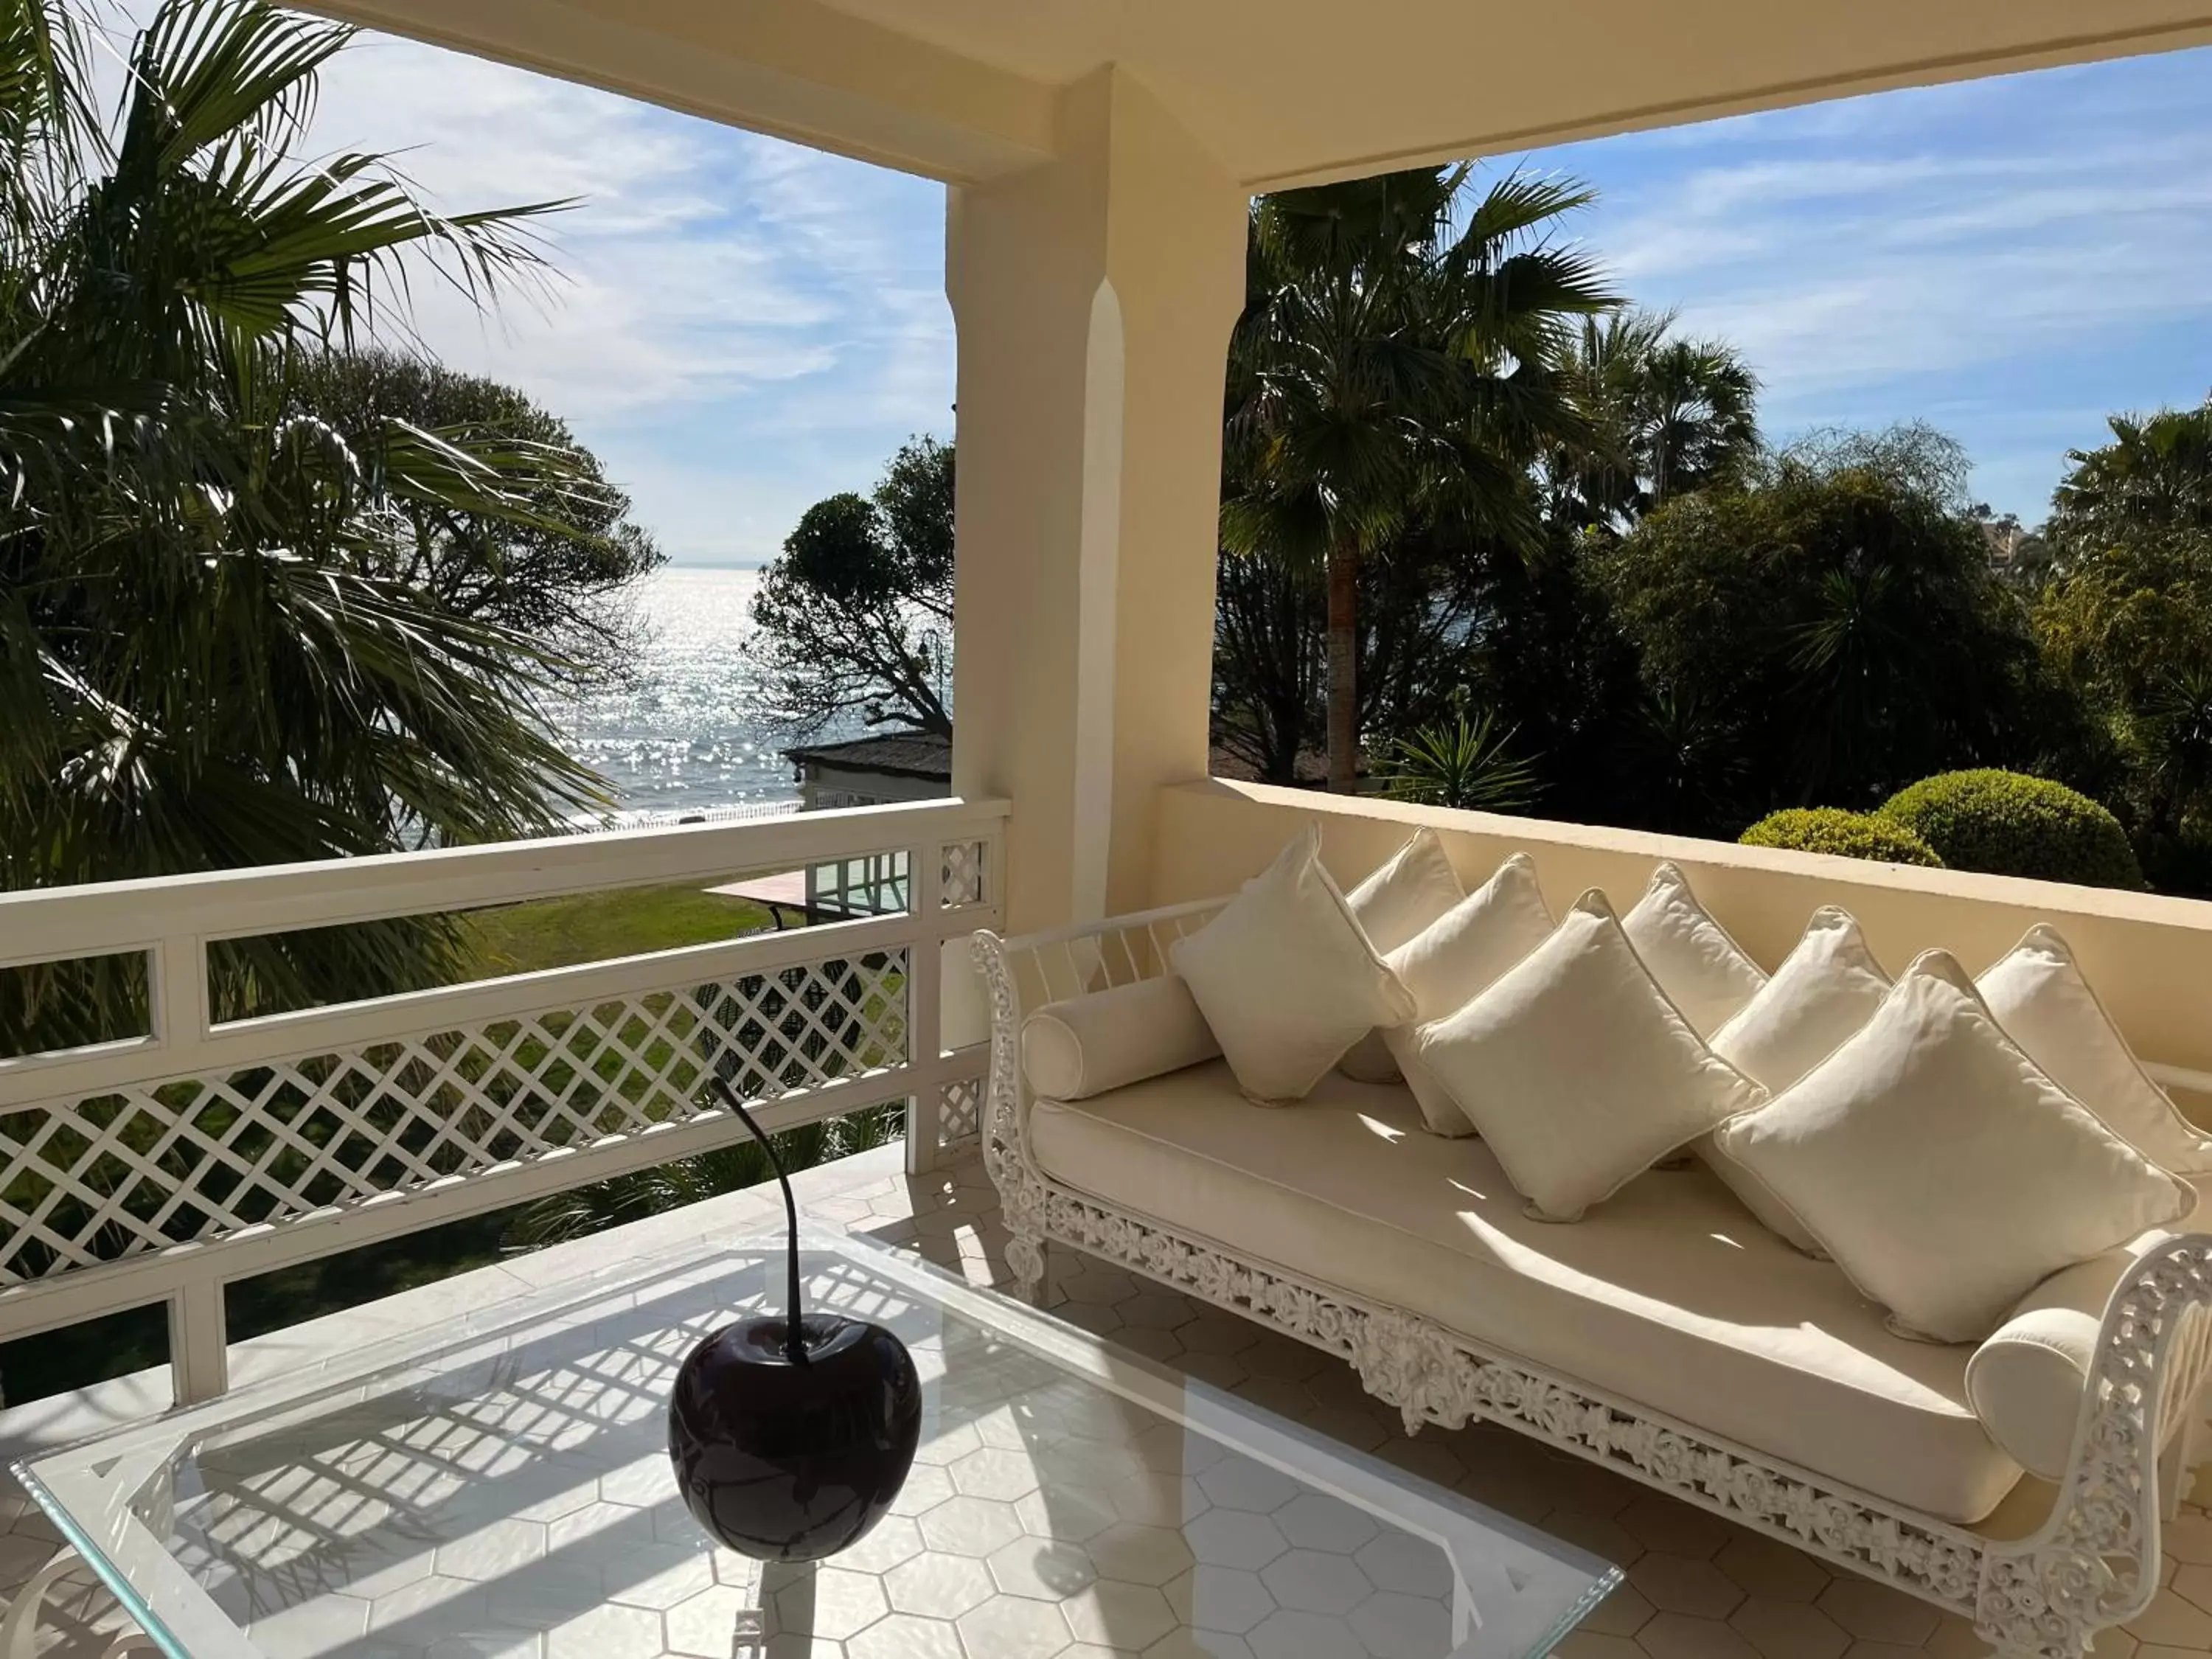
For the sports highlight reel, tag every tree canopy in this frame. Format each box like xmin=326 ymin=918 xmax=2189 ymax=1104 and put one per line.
xmin=748 ymin=435 xmax=955 ymax=739
xmin=287 ymin=349 xmax=664 ymax=692
xmin=1220 ymin=165 xmax=1615 ymax=791
xmin=1593 ymin=428 xmax=2054 ymax=820
xmin=0 ymin=0 xmax=647 ymax=1036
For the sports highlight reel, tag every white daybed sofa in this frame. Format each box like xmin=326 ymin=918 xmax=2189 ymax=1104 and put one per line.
xmin=974 ymin=896 xmax=2212 ymax=1659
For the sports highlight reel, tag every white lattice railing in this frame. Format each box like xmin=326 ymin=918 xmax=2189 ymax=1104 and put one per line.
xmin=0 ymin=797 xmax=1006 ymax=1405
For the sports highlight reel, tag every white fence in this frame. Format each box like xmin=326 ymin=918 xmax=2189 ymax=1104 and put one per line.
xmin=0 ymin=797 xmax=1007 ymax=1405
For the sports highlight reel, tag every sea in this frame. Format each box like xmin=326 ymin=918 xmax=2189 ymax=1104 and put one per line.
xmin=552 ymin=566 xmax=802 ymax=821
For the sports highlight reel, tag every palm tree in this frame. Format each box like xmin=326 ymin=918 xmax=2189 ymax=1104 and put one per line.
xmin=2050 ymin=402 xmax=2212 ymax=547
xmin=1549 ymin=307 xmax=1760 ymax=530
xmin=0 ymin=0 xmax=618 ymax=1039
xmin=1221 ymin=166 xmax=1615 ymax=793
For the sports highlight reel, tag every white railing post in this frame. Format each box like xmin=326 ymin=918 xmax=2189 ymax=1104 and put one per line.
xmin=150 ymin=933 xmax=209 ymax=1054
xmin=167 ymin=1278 xmax=228 ymax=1405
xmin=906 ymin=837 xmax=945 ymax=1176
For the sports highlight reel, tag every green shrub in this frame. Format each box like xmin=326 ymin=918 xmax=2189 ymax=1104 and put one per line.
xmin=1878 ymin=770 xmax=2144 ymax=889
xmin=1739 ymin=807 xmax=1944 ymax=867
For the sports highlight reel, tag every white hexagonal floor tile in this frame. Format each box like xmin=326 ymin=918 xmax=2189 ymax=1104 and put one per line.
xmin=1348 ymin=1590 xmax=1453 ymax=1659
xmin=885 ymin=1463 xmax=956 ymax=1517
xmin=917 ymin=1495 xmax=1023 ymax=1558
xmin=369 ymin=1576 xmax=488 ymax=1634
xmin=543 ymin=1603 xmax=663 ymax=1659
xmin=434 ymin=1520 xmax=548 ymax=1584
xmin=1088 ymin=1522 xmax=1197 ymax=1587
xmin=1015 ymin=1489 xmax=1119 ymax=1544
xmin=602 ymin=1544 xmax=717 ymax=1611
xmin=598 ymin=1459 xmax=675 ymax=1509
xmin=987 ymin=1536 xmax=1098 ymax=1601
xmin=773 ymin=1565 xmax=887 ymax=1640
xmin=1260 ymin=1548 xmax=1373 ymax=1616
xmin=1163 ymin=1565 xmax=1279 ymax=1637
xmin=844 ymin=1612 xmax=964 ymax=1659
xmin=1196 ymin=1458 xmax=1303 ymax=1517
xmin=1186 ymin=1510 xmax=1289 ymax=1572
xmin=1246 ymin=1606 xmax=1360 ymax=1659
xmin=1144 ymin=1634 xmax=1257 ymax=1659
xmin=248 ymin=1592 xmax=371 ymax=1653
xmin=950 ymin=1446 xmax=1043 ymax=1501
xmin=956 ymin=1594 xmax=1074 ymax=1657
xmin=1063 ymin=1579 xmax=1177 ymax=1650
xmin=664 ymin=1585 xmax=763 ymax=1658
xmin=1271 ymin=1494 xmax=1380 ymax=1556
xmin=836 ymin=1516 xmax=925 ymax=1575
xmin=1353 ymin=1531 xmax=1453 ymax=1599
xmin=884 ymin=1554 xmax=996 ymax=1619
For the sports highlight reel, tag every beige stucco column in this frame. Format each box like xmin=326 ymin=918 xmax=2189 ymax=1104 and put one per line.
xmin=946 ymin=66 xmax=1247 ymax=935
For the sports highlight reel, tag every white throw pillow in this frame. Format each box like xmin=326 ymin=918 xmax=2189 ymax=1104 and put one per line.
xmin=1338 ymin=830 xmax=1467 ymax=1082
xmin=1172 ymin=824 xmax=1416 ymax=1105
xmin=1621 ymin=861 xmax=1767 ymax=1037
xmin=1712 ymin=951 xmax=2193 ymax=1343
xmin=1699 ymin=907 xmax=1892 ymax=1253
xmin=1022 ymin=975 xmax=1222 ymax=1101
xmin=1410 ymin=891 xmax=1765 ymax=1220
xmin=1964 ymin=1244 xmax=2156 ymax=1480
xmin=1379 ymin=853 xmax=1555 ymax=1135
xmin=1979 ymin=924 xmax=2212 ymax=1175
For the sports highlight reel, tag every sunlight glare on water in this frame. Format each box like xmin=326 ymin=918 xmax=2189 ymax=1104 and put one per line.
xmin=554 ymin=567 xmax=799 ymax=818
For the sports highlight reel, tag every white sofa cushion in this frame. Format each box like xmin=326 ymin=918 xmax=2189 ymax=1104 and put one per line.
xmin=1622 ymin=861 xmax=1767 ymax=1036
xmin=1338 ymin=830 xmax=1466 ymax=1082
xmin=1714 ymin=951 xmax=2194 ymax=1343
xmin=1170 ymin=825 xmax=1416 ymax=1105
xmin=1378 ymin=852 xmax=1555 ymax=1136
xmin=1699 ymin=907 xmax=1892 ymax=1255
xmin=1980 ymin=925 xmax=2212 ymax=1175
xmin=1028 ymin=1063 xmax=2025 ymax=1523
xmin=1411 ymin=891 xmax=1764 ymax=1220
xmin=1964 ymin=1243 xmax=2156 ymax=1481
xmin=1023 ymin=975 xmax=1221 ymax=1102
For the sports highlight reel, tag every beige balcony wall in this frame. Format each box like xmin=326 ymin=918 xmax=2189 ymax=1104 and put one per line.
xmin=1152 ymin=779 xmax=2212 ymax=1081
xmin=946 ymin=69 xmax=1245 ymax=935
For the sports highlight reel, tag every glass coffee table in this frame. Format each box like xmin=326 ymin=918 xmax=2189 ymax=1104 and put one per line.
xmin=15 ymin=1234 xmax=1618 ymax=1659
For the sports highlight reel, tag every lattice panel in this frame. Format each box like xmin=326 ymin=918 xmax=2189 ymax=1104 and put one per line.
xmin=940 ymin=841 xmax=987 ymax=909
xmin=0 ymin=949 xmax=908 ymax=1284
xmin=936 ymin=1074 xmax=983 ymax=1150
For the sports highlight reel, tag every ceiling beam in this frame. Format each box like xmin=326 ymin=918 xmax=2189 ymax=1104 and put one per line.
xmin=299 ymin=0 xmax=1057 ymax=184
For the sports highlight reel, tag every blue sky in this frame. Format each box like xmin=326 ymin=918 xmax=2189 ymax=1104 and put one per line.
xmin=302 ymin=29 xmax=2212 ymax=563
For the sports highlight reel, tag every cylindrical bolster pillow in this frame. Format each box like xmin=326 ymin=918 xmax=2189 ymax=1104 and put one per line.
xmin=1965 ymin=1242 xmax=2159 ymax=1479
xmin=1021 ymin=975 xmax=1221 ymax=1101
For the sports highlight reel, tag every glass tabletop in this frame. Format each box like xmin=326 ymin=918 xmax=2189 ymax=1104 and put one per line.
xmin=17 ymin=1234 xmax=1617 ymax=1659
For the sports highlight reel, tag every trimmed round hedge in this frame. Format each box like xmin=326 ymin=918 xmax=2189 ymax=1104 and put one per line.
xmin=1877 ymin=770 xmax=2143 ymax=891
xmin=1739 ymin=807 xmax=1944 ymax=867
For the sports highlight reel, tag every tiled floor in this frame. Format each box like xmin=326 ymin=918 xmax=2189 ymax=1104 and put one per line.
xmin=0 ymin=1144 xmax=2203 ymax=1659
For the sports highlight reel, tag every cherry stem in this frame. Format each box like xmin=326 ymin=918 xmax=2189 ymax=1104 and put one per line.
xmin=709 ymin=1077 xmax=807 ymax=1365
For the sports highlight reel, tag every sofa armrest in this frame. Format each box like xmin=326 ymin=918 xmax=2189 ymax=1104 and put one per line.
xmin=1978 ymin=1232 xmax=2212 ymax=1648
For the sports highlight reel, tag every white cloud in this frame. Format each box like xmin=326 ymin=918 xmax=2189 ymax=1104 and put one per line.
xmin=287 ymin=22 xmax=955 ymax=562
xmin=1518 ymin=52 xmax=2212 ymax=512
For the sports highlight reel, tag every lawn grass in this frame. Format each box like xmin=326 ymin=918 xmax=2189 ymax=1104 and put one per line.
xmin=463 ymin=883 xmax=776 ymax=975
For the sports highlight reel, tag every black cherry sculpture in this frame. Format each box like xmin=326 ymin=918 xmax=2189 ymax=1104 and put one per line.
xmin=665 ymin=1077 xmax=921 ymax=1561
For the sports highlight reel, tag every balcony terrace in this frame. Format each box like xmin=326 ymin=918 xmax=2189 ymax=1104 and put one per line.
xmin=1 ymin=788 xmax=2211 ymax=1657
xmin=13 ymin=1 xmax=2212 ymax=1655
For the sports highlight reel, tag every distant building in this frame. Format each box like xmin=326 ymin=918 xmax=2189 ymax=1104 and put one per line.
xmin=773 ymin=732 xmax=953 ymax=919
xmin=782 ymin=732 xmax=953 ymax=810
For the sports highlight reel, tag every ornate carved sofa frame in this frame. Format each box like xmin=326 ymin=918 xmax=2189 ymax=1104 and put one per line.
xmin=975 ymin=898 xmax=2212 ymax=1659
